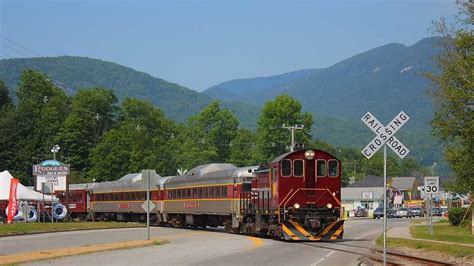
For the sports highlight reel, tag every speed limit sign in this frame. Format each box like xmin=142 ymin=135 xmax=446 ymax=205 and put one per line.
xmin=424 ymin=176 xmax=439 ymax=195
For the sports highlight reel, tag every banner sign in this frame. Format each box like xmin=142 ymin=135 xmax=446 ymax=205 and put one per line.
xmin=33 ymin=164 xmax=70 ymax=176
xmin=7 ymin=178 xmax=19 ymax=224
xmin=35 ymin=176 xmax=67 ymax=191
xmin=361 ymin=191 xmax=374 ymax=199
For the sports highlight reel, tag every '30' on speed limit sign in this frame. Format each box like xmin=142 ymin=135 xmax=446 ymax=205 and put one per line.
xmin=424 ymin=176 xmax=439 ymax=194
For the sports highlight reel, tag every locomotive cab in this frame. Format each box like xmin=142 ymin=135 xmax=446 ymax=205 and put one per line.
xmin=273 ymin=149 xmax=344 ymax=241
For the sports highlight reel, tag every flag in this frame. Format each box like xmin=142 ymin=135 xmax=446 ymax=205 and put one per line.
xmin=7 ymin=178 xmax=19 ymax=224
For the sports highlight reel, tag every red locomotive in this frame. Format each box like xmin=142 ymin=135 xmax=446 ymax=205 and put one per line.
xmin=56 ymin=148 xmax=344 ymax=241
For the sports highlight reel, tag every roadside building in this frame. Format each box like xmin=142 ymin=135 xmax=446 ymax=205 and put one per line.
xmin=390 ymin=177 xmax=422 ymax=207
xmin=341 ymin=175 xmax=384 ymax=211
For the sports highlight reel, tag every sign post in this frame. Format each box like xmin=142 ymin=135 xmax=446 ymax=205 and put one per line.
xmin=424 ymin=176 xmax=439 ymax=236
xmin=361 ymin=111 xmax=410 ymax=266
xmin=141 ymin=170 xmax=158 ymax=240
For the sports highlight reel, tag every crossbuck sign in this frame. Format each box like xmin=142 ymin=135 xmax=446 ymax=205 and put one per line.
xmin=361 ymin=111 xmax=410 ymax=159
xmin=361 ymin=111 xmax=410 ymax=266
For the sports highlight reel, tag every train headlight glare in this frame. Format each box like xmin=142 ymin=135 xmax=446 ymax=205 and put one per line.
xmin=304 ymin=150 xmax=315 ymax=160
xmin=293 ymin=203 xmax=300 ymax=209
xmin=326 ymin=203 xmax=333 ymax=209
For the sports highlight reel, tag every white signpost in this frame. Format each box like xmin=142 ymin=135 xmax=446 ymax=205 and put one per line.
xmin=141 ymin=169 xmax=160 ymax=240
xmin=424 ymin=176 xmax=439 ymax=235
xmin=361 ymin=111 xmax=410 ymax=266
xmin=424 ymin=176 xmax=439 ymax=195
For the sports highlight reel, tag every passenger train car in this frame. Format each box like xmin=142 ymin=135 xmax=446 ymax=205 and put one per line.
xmin=55 ymin=149 xmax=344 ymax=241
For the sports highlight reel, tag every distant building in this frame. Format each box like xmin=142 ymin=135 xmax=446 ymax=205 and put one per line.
xmin=341 ymin=175 xmax=384 ymax=211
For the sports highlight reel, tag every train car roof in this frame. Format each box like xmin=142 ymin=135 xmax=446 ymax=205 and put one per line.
xmin=164 ymin=165 xmax=258 ymax=188
xmin=271 ymin=149 xmax=337 ymax=163
xmin=186 ymin=163 xmax=237 ymax=178
xmin=92 ymin=172 xmax=163 ymax=192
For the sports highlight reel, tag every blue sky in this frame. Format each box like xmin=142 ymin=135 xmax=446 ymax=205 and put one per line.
xmin=0 ymin=0 xmax=459 ymax=91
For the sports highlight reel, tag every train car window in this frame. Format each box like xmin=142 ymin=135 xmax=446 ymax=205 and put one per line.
xmin=215 ymin=187 xmax=221 ymax=198
xmin=281 ymin=159 xmax=292 ymax=177
xmin=316 ymin=160 xmax=326 ymax=177
xmin=198 ymin=187 xmax=202 ymax=198
xmin=193 ymin=188 xmax=198 ymax=198
xmin=187 ymin=189 xmax=191 ymax=198
xmin=294 ymin=160 xmax=304 ymax=177
xmin=209 ymin=187 xmax=215 ymax=198
xmin=222 ymin=186 xmax=227 ymax=197
xmin=328 ymin=160 xmax=339 ymax=177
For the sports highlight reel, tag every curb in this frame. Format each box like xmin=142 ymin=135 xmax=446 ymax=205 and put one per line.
xmin=0 ymin=225 xmax=145 ymax=238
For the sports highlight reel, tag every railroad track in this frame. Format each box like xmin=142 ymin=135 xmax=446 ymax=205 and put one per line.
xmin=300 ymin=241 xmax=454 ymax=265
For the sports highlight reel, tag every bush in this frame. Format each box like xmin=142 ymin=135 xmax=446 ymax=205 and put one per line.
xmin=448 ymin=207 xmax=465 ymax=226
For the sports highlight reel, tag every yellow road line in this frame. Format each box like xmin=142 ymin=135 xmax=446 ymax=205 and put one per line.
xmin=247 ymin=236 xmax=264 ymax=250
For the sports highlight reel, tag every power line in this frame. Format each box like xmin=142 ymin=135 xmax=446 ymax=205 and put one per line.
xmin=1 ymin=42 xmax=29 ymax=57
xmin=0 ymin=35 xmax=41 ymax=57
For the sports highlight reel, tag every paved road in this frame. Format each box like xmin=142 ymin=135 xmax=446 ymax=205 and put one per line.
xmin=0 ymin=218 xmax=411 ymax=265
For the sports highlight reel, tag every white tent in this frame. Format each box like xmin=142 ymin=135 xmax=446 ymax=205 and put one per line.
xmin=0 ymin=170 xmax=57 ymax=202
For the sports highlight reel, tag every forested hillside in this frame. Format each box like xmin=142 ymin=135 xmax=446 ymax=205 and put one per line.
xmin=0 ymin=56 xmax=258 ymax=127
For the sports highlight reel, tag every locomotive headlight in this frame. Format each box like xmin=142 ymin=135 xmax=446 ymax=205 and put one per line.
xmin=304 ymin=150 xmax=315 ymax=160
xmin=326 ymin=203 xmax=333 ymax=209
xmin=293 ymin=203 xmax=300 ymax=209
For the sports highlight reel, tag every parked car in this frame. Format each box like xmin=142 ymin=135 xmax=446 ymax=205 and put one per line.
xmin=388 ymin=208 xmax=398 ymax=218
xmin=431 ymin=208 xmax=442 ymax=216
xmin=440 ymin=206 xmax=448 ymax=217
xmin=373 ymin=207 xmax=384 ymax=219
xmin=410 ymin=207 xmax=424 ymax=217
xmin=354 ymin=206 xmax=368 ymax=217
xmin=396 ymin=207 xmax=411 ymax=218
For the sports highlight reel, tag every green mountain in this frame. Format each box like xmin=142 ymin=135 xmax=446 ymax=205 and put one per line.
xmin=0 ymin=56 xmax=258 ymax=127
xmin=204 ymin=37 xmax=448 ymax=172
xmin=204 ymin=37 xmax=442 ymax=126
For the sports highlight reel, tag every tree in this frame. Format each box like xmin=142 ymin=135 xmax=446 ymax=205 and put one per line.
xmin=88 ymin=98 xmax=176 ymax=181
xmin=13 ymin=70 xmax=69 ymax=183
xmin=190 ymin=102 xmax=239 ymax=161
xmin=256 ymin=95 xmax=313 ymax=161
xmin=229 ymin=128 xmax=259 ymax=166
xmin=0 ymin=80 xmax=12 ymax=109
xmin=359 ymin=153 xmax=400 ymax=177
xmin=430 ymin=1 xmax=473 ymax=193
xmin=173 ymin=102 xmax=239 ymax=169
xmin=55 ymin=88 xmax=119 ymax=174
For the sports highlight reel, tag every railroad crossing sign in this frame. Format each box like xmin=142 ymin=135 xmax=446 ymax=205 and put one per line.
xmin=361 ymin=111 xmax=410 ymax=159
xmin=424 ymin=176 xmax=439 ymax=195
xmin=361 ymin=111 xmax=411 ymax=266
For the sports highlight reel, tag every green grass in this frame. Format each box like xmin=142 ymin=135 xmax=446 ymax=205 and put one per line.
xmin=410 ymin=218 xmax=425 ymax=224
xmin=376 ymin=236 xmax=474 ymax=259
xmin=410 ymin=223 xmax=474 ymax=244
xmin=0 ymin=222 xmax=144 ymax=236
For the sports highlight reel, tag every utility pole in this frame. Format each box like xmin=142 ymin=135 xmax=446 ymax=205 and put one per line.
xmin=282 ymin=124 xmax=304 ymax=152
